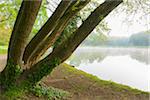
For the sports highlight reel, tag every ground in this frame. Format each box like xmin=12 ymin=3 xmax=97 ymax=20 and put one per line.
xmin=0 ymin=55 xmax=149 ymax=100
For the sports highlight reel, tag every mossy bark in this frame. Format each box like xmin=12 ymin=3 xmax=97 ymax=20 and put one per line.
xmin=0 ymin=59 xmax=22 ymax=89
xmin=0 ymin=58 xmax=60 ymax=98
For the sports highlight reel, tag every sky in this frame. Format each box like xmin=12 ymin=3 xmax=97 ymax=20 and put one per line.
xmin=105 ymin=11 xmax=149 ymax=37
xmin=104 ymin=1 xmax=150 ymax=37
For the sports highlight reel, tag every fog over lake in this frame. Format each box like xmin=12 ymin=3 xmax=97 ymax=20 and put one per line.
xmin=66 ymin=47 xmax=149 ymax=91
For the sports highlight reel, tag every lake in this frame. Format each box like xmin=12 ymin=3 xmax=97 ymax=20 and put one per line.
xmin=66 ymin=47 xmax=149 ymax=92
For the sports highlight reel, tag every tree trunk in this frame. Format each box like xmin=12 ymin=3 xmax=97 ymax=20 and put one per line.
xmin=0 ymin=0 xmax=42 ymax=88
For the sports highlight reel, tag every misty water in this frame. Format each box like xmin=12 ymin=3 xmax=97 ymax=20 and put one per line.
xmin=66 ymin=47 xmax=149 ymax=92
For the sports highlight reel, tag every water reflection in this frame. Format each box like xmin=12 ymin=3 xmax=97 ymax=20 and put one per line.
xmin=66 ymin=47 xmax=149 ymax=91
xmin=68 ymin=47 xmax=149 ymax=66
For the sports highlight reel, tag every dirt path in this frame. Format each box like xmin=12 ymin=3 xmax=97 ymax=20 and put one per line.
xmin=0 ymin=54 xmax=7 ymax=72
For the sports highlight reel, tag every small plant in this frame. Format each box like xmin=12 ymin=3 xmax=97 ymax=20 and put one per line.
xmin=30 ymin=84 xmax=69 ymax=100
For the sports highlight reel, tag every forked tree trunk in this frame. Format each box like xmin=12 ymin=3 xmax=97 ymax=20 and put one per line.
xmin=16 ymin=0 xmax=122 ymax=93
xmin=0 ymin=0 xmax=122 ymax=98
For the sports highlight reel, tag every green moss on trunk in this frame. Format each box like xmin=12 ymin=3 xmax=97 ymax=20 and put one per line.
xmin=24 ymin=58 xmax=60 ymax=85
xmin=0 ymin=57 xmax=61 ymax=99
xmin=0 ymin=59 xmax=22 ymax=88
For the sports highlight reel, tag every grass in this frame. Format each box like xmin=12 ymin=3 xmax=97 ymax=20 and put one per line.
xmin=62 ymin=63 xmax=149 ymax=95
xmin=0 ymin=46 xmax=8 ymax=54
xmin=0 ymin=83 xmax=69 ymax=100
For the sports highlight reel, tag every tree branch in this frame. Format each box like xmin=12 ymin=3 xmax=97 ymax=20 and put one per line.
xmin=52 ymin=0 xmax=123 ymax=62
xmin=27 ymin=0 xmax=90 ymax=66
xmin=23 ymin=0 xmax=72 ymax=65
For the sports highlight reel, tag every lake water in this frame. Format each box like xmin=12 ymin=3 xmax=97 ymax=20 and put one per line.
xmin=66 ymin=47 xmax=149 ymax=92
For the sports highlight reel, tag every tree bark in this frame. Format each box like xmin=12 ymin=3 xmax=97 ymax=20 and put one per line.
xmin=27 ymin=0 xmax=90 ymax=66
xmin=0 ymin=0 xmax=42 ymax=88
xmin=23 ymin=0 xmax=72 ymax=64
xmin=8 ymin=0 xmax=42 ymax=66
xmin=17 ymin=0 xmax=123 ymax=89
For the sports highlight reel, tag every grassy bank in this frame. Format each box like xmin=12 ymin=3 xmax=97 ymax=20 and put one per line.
xmin=43 ymin=63 xmax=149 ymax=100
xmin=0 ymin=63 xmax=149 ymax=100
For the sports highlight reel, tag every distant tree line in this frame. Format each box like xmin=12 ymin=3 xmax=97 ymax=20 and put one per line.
xmin=129 ymin=31 xmax=150 ymax=46
xmin=82 ymin=31 xmax=150 ymax=47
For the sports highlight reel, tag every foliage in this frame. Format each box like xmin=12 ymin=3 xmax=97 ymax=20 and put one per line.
xmin=110 ymin=0 xmax=150 ymax=27
xmin=0 ymin=0 xmax=20 ymax=46
xmin=31 ymin=84 xmax=69 ymax=100
xmin=0 ymin=0 xmax=21 ymax=28
xmin=0 ymin=46 xmax=7 ymax=54
xmin=0 ymin=0 xmax=48 ymax=28
xmin=0 ymin=27 xmax=11 ymax=46
xmin=0 ymin=0 xmax=48 ymax=45
xmin=54 ymin=15 xmax=79 ymax=48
